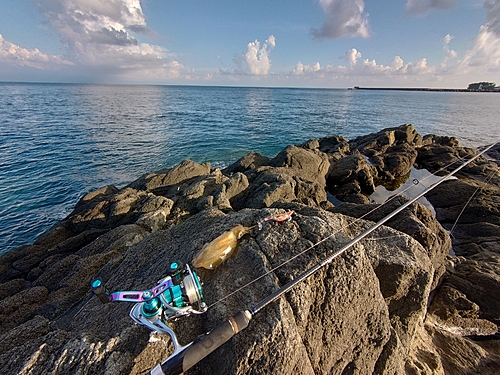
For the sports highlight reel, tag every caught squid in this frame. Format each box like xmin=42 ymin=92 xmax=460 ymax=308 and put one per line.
xmin=192 ymin=225 xmax=252 ymax=270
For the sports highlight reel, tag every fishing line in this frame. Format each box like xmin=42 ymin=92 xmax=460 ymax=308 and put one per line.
xmin=207 ymin=142 xmax=498 ymax=310
xmin=448 ymin=166 xmax=497 ymax=238
xmin=362 ymin=234 xmax=407 ymax=241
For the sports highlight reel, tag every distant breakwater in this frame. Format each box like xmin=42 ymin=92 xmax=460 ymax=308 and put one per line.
xmin=352 ymin=86 xmax=500 ymax=93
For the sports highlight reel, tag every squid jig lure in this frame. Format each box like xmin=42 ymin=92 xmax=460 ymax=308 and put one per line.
xmin=192 ymin=224 xmax=253 ymax=270
xmin=191 ymin=210 xmax=294 ymax=270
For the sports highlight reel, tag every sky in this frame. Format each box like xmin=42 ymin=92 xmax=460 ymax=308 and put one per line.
xmin=0 ymin=0 xmax=499 ymax=88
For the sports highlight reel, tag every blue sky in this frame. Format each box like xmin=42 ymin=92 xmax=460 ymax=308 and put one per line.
xmin=0 ymin=0 xmax=499 ymax=88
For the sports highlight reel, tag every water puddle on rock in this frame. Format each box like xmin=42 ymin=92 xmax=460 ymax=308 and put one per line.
xmin=369 ymin=167 xmax=448 ymax=215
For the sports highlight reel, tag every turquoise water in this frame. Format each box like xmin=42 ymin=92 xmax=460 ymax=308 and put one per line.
xmin=1 ymin=83 xmax=499 ymax=255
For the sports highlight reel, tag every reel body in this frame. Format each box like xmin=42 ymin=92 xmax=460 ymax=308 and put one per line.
xmin=91 ymin=262 xmax=206 ymax=354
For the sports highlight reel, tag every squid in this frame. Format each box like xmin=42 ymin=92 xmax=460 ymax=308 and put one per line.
xmin=192 ymin=225 xmax=252 ymax=270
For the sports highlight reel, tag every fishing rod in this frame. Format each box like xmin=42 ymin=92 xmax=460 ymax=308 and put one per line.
xmin=90 ymin=142 xmax=497 ymax=375
xmin=144 ymin=142 xmax=497 ymax=375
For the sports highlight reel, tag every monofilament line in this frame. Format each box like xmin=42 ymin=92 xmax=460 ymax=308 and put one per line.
xmin=207 ymin=142 xmax=499 ymax=311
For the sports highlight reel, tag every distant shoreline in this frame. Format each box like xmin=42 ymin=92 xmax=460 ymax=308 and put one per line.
xmin=351 ymin=86 xmax=500 ymax=93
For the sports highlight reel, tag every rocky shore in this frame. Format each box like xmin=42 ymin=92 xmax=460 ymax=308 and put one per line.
xmin=0 ymin=124 xmax=499 ymax=374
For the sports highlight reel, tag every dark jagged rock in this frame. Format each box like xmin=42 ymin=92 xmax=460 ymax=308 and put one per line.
xmin=1 ymin=124 xmax=499 ymax=374
xmin=229 ymin=145 xmax=330 ymax=210
xmin=326 ymin=152 xmax=376 ymax=199
xmin=316 ymin=135 xmax=350 ymax=155
xmin=415 ymin=140 xmax=478 ymax=173
xmin=128 ymin=159 xmax=211 ymax=192
xmin=349 ymin=124 xmax=423 ymax=156
xmin=370 ymin=143 xmax=418 ymax=180
xmin=223 ymin=152 xmax=270 ymax=174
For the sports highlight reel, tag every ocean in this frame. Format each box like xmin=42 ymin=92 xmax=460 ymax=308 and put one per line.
xmin=1 ymin=83 xmax=499 ymax=255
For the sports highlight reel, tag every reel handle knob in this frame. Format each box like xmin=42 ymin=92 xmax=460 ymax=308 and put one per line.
xmin=91 ymin=278 xmax=111 ymax=304
xmin=167 ymin=261 xmax=184 ymax=281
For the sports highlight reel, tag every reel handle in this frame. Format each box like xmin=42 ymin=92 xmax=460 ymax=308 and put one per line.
xmin=91 ymin=278 xmax=111 ymax=304
xmin=150 ymin=310 xmax=252 ymax=375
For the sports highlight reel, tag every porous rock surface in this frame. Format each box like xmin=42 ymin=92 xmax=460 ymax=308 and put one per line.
xmin=0 ymin=124 xmax=499 ymax=374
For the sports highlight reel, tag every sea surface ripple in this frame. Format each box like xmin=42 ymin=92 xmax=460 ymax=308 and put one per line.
xmin=1 ymin=83 xmax=499 ymax=255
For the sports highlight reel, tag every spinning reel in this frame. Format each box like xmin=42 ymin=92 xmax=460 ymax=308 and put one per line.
xmin=91 ymin=262 xmax=207 ymax=354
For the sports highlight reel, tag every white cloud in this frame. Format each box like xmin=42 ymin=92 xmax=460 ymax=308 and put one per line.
xmin=293 ymin=61 xmax=322 ymax=75
xmin=312 ymin=0 xmax=370 ymax=39
xmin=236 ymin=35 xmax=276 ymax=75
xmin=391 ymin=56 xmax=405 ymax=70
xmin=443 ymin=34 xmax=457 ymax=59
xmin=28 ymin=0 xmax=186 ymax=80
xmin=0 ymin=34 xmax=73 ymax=70
xmin=346 ymin=48 xmax=362 ymax=67
xmin=406 ymin=0 xmax=456 ymax=15
xmin=289 ymin=49 xmax=436 ymax=83
xmin=459 ymin=26 xmax=500 ymax=71
xmin=455 ymin=0 xmax=500 ymax=74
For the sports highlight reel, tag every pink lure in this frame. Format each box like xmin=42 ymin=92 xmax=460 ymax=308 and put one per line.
xmin=258 ymin=210 xmax=294 ymax=229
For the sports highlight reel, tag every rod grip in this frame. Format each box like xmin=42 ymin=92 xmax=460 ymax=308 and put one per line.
xmin=159 ymin=310 xmax=252 ymax=375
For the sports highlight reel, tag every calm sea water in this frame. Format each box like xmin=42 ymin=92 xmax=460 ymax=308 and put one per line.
xmin=1 ymin=83 xmax=499 ymax=255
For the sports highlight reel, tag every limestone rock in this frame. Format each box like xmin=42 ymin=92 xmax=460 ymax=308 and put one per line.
xmin=326 ymin=153 xmax=377 ymax=199
xmin=415 ymin=141 xmax=477 ymax=173
xmin=350 ymin=124 xmax=423 ymax=156
xmin=365 ymin=226 xmax=433 ymax=349
xmin=62 ymin=187 xmax=174 ymax=234
xmin=269 ymin=145 xmax=330 ymax=183
xmin=128 ymin=159 xmax=211 ymax=192
xmin=0 ymin=205 xmax=416 ymax=375
xmin=223 ymin=152 xmax=270 ymax=174
xmin=316 ymin=135 xmax=350 ymax=155
xmin=173 ymin=168 xmax=229 ymax=213
xmin=428 ymin=284 xmax=498 ymax=336
xmin=231 ymin=146 xmax=330 ymax=210
xmin=370 ymin=143 xmax=418 ymax=180
xmin=241 ymin=170 xmax=297 ymax=208
xmin=442 ymin=256 xmax=500 ymax=326
xmin=213 ymin=172 xmax=249 ymax=210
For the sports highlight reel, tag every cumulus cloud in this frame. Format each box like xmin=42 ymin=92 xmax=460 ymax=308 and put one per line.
xmin=312 ymin=0 xmax=370 ymax=39
xmin=443 ymin=34 xmax=457 ymax=58
xmin=456 ymin=0 xmax=500 ymax=73
xmin=0 ymin=34 xmax=73 ymax=69
xmin=25 ymin=0 xmax=185 ymax=80
xmin=391 ymin=56 xmax=405 ymax=70
xmin=346 ymin=48 xmax=362 ymax=67
xmin=231 ymin=35 xmax=276 ymax=76
xmin=406 ymin=0 xmax=456 ymax=15
xmin=293 ymin=61 xmax=322 ymax=75
xmin=291 ymin=49 xmax=434 ymax=81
